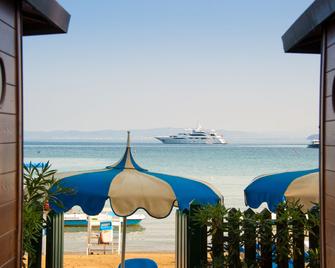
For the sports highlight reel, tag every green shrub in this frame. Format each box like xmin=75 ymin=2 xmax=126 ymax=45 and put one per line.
xmin=23 ymin=162 xmax=72 ymax=267
xmin=193 ymin=203 xmax=228 ymax=266
xmin=192 ymin=201 xmax=320 ymax=268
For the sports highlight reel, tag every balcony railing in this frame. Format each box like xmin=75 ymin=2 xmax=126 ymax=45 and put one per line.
xmin=176 ymin=202 xmax=320 ymax=268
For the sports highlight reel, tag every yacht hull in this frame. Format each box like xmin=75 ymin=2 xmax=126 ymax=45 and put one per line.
xmin=155 ymin=137 xmax=227 ymax=144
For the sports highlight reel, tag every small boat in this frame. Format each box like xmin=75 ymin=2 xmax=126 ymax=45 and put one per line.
xmin=64 ymin=213 xmax=88 ymax=226
xmin=307 ymin=139 xmax=320 ymax=148
xmin=64 ymin=212 xmax=145 ymax=227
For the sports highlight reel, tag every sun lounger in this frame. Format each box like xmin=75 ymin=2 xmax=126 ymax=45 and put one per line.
xmin=118 ymin=258 xmax=158 ymax=268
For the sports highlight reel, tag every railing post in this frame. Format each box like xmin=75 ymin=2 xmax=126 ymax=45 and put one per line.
xmin=183 ymin=213 xmax=187 ymax=268
xmin=212 ymin=211 xmax=224 ymax=262
xmin=227 ymin=208 xmax=241 ymax=268
xmin=276 ymin=205 xmax=289 ymax=268
xmin=176 ymin=210 xmax=188 ymax=268
xmin=309 ymin=206 xmax=320 ymax=250
xmin=243 ymin=208 xmax=256 ymax=266
xmin=259 ymin=209 xmax=272 ymax=268
xmin=46 ymin=211 xmax=64 ymax=268
xmin=175 ymin=211 xmax=180 ymax=268
xmin=292 ymin=209 xmax=305 ymax=268
xmin=308 ymin=206 xmax=320 ymax=268
xmin=188 ymin=202 xmax=207 ymax=268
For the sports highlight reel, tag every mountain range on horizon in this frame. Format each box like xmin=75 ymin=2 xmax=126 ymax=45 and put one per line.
xmin=24 ymin=128 xmax=316 ymax=144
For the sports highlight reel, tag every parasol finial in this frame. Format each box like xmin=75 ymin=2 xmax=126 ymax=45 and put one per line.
xmin=127 ymin=131 xmax=131 ymax=148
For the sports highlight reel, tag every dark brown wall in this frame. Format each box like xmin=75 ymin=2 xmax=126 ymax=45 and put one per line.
xmin=0 ymin=1 xmax=22 ymax=267
xmin=322 ymin=23 xmax=335 ymax=267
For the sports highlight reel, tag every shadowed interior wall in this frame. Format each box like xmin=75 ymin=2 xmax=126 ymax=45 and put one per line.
xmin=0 ymin=1 xmax=22 ymax=267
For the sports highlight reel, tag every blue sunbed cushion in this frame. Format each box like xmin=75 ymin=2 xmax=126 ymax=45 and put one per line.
xmin=118 ymin=258 xmax=158 ymax=268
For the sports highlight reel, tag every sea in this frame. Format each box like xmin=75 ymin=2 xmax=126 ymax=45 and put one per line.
xmin=24 ymin=141 xmax=318 ymax=253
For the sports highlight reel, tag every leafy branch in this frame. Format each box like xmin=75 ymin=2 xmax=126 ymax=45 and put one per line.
xmin=23 ymin=162 xmax=73 ymax=267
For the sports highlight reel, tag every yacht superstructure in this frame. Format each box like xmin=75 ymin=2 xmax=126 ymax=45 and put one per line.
xmin=155 ymin=126 xmax=227 ymax=144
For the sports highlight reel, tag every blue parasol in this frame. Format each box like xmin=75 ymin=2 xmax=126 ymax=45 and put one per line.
xmin=244 ymin=169 xmax=319 ymax=212
xmin=51 ymin=131 xmax=222 ymax=267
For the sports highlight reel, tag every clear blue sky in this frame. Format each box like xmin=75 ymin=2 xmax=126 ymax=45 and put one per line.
xmin=23 ymin=0 xmax=319 ymax=135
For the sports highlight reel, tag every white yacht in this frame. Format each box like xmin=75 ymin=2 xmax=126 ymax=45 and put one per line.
xmin=307 ymin=139 xmax=320 ymax=148
xmin=155 ymin=126 xmax=227 ymax=144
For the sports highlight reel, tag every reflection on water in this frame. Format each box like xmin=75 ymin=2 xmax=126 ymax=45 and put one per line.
xmin=126 ymin=225 xmax=146 ymax=233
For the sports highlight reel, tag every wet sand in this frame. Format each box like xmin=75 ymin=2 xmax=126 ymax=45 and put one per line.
xmin=42 ymin=253 xmax=175 ymax=268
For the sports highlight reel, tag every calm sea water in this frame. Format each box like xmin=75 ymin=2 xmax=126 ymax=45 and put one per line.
xmin=24 ymin=142 xmax=318 ymax=253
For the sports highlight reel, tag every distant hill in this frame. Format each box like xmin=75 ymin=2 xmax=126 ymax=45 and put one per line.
xmin=307 ymin=134 xmax=319 ymax=140
xmin=24 ymin=128 xmax=311 ymax=144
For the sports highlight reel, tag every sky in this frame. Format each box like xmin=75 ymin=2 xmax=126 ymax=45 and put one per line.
xmin=23 ymin=0 xmax=319 ymax=136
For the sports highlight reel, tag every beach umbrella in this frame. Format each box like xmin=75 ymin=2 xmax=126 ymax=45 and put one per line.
xmin=244 ymin=169 xmax=319 ymax=213
xmin=51 ymin=131 xmax=222 ymax=268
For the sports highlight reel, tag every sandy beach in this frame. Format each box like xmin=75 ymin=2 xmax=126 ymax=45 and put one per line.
xmin=42 ymin=253 xmax=175 ymax=268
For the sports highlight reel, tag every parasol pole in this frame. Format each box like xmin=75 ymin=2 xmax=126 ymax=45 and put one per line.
xmin=121 ymin=131 xmax=129 ymax=268
xmin=121 ymin=216 xmax=127 ymax=268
